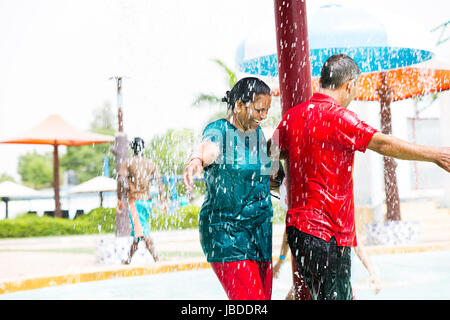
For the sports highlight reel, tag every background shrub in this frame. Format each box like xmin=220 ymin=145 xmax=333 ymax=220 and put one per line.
xmin=0 ymin=205 xmax=201 ymax=238
xmin=0 ymin=202 xmax=284 ymax=238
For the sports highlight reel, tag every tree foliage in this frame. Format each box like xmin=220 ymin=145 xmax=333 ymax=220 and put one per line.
xmin=0 ymin=173 xmax=15 ymax=183
xmin=145 ymin=128 xmax=198 ymax=177
xmin=192 ymin=59 xmax=236 ymax=109
xmin=17 ymin=151 xmax=54 ymax=189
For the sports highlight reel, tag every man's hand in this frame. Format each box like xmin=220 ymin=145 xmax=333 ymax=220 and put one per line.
xmin=434 ymin=147 xmax=450 ymax=173
xmin=161 ymin=201 xmax=169 ymax=215
xmin=368 ymin=133 xmax=450 ymax=173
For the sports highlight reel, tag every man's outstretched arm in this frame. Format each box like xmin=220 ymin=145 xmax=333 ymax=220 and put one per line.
xmin=367 ymin=132 xmax=450 ymax=172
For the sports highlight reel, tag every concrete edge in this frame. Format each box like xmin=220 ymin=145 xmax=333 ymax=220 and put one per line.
xmin=0 ymin=260 xmax=210 ymax=295
xmin=2 ymin=243 xmax=450 ymax=295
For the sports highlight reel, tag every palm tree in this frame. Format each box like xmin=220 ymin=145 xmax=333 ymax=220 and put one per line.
xmin=192 ymin=59 xmax=238 ymax=107
xmin=192 ymin=58 xmax=282 ymax=128
xmin=192 ymin=59 xmax=237 ymax=124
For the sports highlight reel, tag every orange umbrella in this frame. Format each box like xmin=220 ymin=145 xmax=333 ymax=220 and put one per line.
xmin=0 ymin=114 xmax=114 ymax=217
xmin=311 ymin=67 xmax=450 ymax=101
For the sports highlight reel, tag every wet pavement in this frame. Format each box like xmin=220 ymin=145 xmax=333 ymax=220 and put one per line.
xmin=0 ymin=201 xmax=449 ymax=296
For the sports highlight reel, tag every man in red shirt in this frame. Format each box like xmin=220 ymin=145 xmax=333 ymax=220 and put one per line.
xmin=272 ymin=54 xmax=450 ymax=300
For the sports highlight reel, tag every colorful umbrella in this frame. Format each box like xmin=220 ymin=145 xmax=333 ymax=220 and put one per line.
xmin=237 ymin=4 xmax=448 ymax=221
xmin=0 ymin=114 xmax=114 ymax=217
xmin=237 ymin=5 xmax=435 ymax=77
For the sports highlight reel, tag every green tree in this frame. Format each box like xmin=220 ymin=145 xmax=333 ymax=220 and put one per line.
xmin=0 ymin=173 xmax=15 ymax=183
xmin=192 ymin=59 xmax=236 ymax=124
xmin=145 ymin=128 xmax=198 ymax=177
xmin=89 ymin=102 xmax=116 ymax=135
xmin=192 ymin=59 xmax=237 ymax=107
xmin=17 ymin=151 xmax=54 ymax=189
xmin=145 ymin=128 xmax=204 ymax=197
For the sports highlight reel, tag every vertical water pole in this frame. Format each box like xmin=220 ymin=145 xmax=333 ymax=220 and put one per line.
xmin=274 ymin=0 xmax=312 ymax=300
xmin=111 ymin=76 xmax=131 ymax=237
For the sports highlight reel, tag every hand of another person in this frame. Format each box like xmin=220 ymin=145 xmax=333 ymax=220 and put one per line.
xmin=369 ymin=273 xmax=382 ymax=295
xmin=273 ymin=261 xmax=283 ymax=279
xmin=117 ymin=200 xmax=125 ymax=212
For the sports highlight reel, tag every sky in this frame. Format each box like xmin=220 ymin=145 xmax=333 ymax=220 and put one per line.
xmin=0 ymin=0 xmax=449 ymax=182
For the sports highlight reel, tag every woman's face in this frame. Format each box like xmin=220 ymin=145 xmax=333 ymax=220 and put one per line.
xmin=236 ymin=93 xmax=272 ymax=131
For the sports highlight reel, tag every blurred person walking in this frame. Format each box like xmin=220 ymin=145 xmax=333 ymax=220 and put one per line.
xmin=118 ymin=137 xmax=168 ymax=264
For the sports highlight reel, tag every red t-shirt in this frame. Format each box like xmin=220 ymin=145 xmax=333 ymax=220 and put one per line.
xmin=274 ymin=93 xmax=378 ymax=247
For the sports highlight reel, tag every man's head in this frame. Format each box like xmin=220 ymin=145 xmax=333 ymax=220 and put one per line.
xmin=320 ymin=54 xmax=361 ymax=108
xmin=130 ymin=137 xmax=145 ymax=156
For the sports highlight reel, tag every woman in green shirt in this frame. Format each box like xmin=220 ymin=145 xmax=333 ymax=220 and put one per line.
xmin=183 ymin=77 xmax=274 ymax=300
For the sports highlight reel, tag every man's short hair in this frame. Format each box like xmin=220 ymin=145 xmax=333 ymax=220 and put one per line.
xmin=130 ymin=137 xmax=145 ymax=155
xmin=320 ymin=54 xmax=361 ymax=90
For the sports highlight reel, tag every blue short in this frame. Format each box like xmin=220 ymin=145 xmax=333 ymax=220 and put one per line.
xmin=128 ymin=200 xmax=152 ymax=238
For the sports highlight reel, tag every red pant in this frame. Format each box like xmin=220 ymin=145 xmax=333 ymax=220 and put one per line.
xmin=210 ymin=260 xmax=272 ymax=300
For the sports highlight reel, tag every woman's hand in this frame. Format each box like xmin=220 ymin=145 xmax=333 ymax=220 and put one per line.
xmin=183 ymin=158 xmax=203 ymax=192
xmin=183 ymin=141 xmax=220 ymax=192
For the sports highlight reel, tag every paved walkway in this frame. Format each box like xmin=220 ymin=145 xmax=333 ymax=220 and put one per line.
xmin=0 ymin=200 xmax=449 ymax=294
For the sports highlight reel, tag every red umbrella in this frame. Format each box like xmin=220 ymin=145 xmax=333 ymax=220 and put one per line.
xmin=0 ymin=114 xmax=114 ymax=217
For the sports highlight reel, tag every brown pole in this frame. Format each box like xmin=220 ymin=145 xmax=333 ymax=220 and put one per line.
xmin=377 ymin=72 xmax=401 ymax=221
xmin=53 ymin=144 xmax=62 ymax=218
xmin=2 ymin=198 xmax=9 ymax=219
xmin=117 ymin=77 xmax=124 ymax=133
xmin=111 ymin=76 xmax=131 ymax=236
xmin=274 ymin=0 xmax=313 ymax=300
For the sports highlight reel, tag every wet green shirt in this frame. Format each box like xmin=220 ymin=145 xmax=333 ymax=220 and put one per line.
xmin=198 ymin=119 xmax=273 ymax=263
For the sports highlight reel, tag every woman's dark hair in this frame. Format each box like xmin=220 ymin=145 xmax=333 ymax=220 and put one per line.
xmin=130 ymin=137 xmax=145 ymax=156
xmin=320 ymin=54 xmax=361 ymax=90
xmin=222 ymin=77 xmax=271 ymax=111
